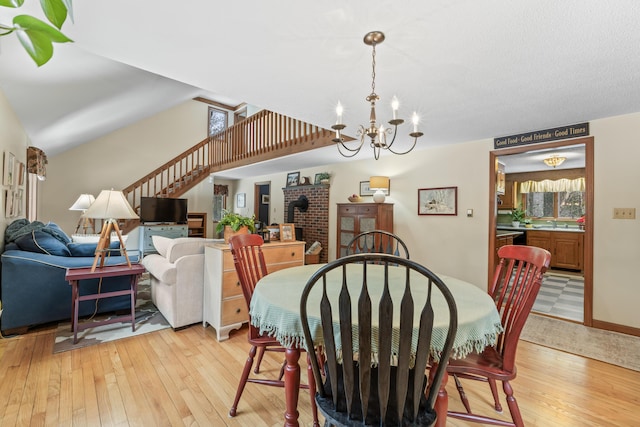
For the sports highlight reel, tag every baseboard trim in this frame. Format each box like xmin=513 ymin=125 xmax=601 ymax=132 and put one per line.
xmin=591 ymin=319 xmax=640 ymax=338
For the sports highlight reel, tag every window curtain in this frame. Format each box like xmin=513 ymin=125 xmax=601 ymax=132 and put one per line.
xmin=213 ymin=184 xmax=228 ymax=195
xmin=27 ymin=146 xmax=47 ymax=180
xmin=520 ymin=177 xmax=585 ymax=193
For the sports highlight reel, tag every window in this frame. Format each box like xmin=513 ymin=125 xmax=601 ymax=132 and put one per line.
xmin=208 ymin=107 xmax=228 ymax=136
xmin=525 ymin=191 xmax=585 ymax=219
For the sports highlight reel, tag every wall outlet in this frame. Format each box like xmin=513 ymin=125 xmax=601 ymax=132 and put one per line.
xmin=613 ymin=208 xmax=636 ymax=219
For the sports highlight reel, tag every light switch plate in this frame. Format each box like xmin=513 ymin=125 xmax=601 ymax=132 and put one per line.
xmin=613 ymin=208 xmax=636 ymax=219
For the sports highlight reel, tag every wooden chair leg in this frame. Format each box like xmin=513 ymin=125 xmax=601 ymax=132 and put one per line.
xmin=453 ymin=374 xmax=471 ymax=413
xmin=503 ymin=380 xmax=524 ymax=427
xmin=229 ymin=345 xmax=258 ymax=417
xmin=488 ymin=378 xmax=503 ymax=412
xmin=307 ymin=353 xmax=320 ymax=427
xmin=254 ymin=346 xmax=266 ymax=374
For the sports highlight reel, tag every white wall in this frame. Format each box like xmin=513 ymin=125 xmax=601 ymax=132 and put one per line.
xmin=0 ymin=90 xmax=30 ymax=250
xmin=36 ymin=100 xmax=640 ymax=331
xmin=43 ymin=100 xmax=211 ymax=236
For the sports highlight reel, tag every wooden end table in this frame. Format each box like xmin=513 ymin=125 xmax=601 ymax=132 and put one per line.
xmin=65 ymin=264 xmax=146 ymax=344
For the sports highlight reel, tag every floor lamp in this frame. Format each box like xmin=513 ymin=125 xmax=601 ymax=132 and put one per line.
xmin=82 ymin=189 xmax=139 ymax=272
xmin=69 ymin=194 xmax=95 ymax=234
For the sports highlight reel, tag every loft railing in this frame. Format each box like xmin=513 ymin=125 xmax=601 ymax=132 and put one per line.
xmin=209 ymin=109 xmax=339 ymax=172
xmin=120 ymin=109 xmax=341 ymax=232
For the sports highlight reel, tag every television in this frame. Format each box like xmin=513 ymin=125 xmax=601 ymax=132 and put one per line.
xmin=139 ymin=197 xmax=188 ymax=224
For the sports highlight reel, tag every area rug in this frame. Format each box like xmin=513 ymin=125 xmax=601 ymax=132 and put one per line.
xmin=520 ymin=314 xmax=640 ymax=372
xmin=53 ymin=274 xmax=170 ymax=353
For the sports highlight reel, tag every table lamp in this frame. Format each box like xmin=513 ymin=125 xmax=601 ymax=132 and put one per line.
xmin=83 ymin=189 xmax=139 ymax=271
xmin=69 ymin=193 xmax=95 ymax=234
xmin=369 ymin=176 xmax=390 ymax=203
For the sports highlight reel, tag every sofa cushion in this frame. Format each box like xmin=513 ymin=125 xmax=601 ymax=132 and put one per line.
xmin=44 ymin=222 xmax=72 ymax=244
xmin=166 ymin=238 xmax=207 ymax=263
xmin=67 ymin=241 xmax=121 ymax=257
xmin=152 ymin=235 xmax=173 ymax=258
xmin=15 ymin=230 xmax=72 ymax=256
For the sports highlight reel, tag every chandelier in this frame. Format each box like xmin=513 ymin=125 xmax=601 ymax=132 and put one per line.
xmin=543 ymin=154 xmax=566 ymax=168
xmin=332 ymin=31 xmax=423 ymax=160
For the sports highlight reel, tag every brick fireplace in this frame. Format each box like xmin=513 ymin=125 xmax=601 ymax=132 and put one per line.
xmin=283 ymin=184 xmax=330 ymax=263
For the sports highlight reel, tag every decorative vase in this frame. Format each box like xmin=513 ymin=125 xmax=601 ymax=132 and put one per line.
xmin=223 ymin=225 xmax=249 ymax=243
xmin=320 ymin=179 xmax=330 ymax=185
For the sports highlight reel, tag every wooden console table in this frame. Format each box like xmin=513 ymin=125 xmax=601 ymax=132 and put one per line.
xmin=65 ymin=264 xmax=146 ymax=344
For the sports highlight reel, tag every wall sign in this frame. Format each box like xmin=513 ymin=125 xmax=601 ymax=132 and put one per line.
xmin=494 ymin=123 xmax=589 ymax=149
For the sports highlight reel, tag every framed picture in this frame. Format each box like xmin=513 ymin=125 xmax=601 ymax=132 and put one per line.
xmin=261 ymin=194 xmax=270 ymax=204
xmin=5 ymin=189 xmax=13 ymax=218
xmin=286 ymin=171 xmax=300 ymax=187
xmin=418 ymin=187 xmax=458 ymax=216
xmin=279 ymin=223 xmax=295 ymax=241
xmin=267 ymin=226 xmax=280 ymax=241
xmin=3 ymin=152 xmax=14 ymax=186
xmin=236 ymin=192 xmax=246 ymax=208
xmin=18 ymin=162 xmax=25 ymax=186
xmin=360 ymin=180 xmax=390 ymax=197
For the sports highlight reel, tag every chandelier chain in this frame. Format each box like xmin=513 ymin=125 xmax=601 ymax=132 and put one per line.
xmin=371 ymin=42 xmax=376 ymax=96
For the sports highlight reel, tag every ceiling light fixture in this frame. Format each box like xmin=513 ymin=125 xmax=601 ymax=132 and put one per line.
xmin=332 ymin=31 xmax=423 ymax=160
xmin=543 ymin=154 xmax=566 ymax=168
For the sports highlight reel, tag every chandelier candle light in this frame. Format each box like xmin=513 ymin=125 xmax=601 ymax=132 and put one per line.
xmin=332 ymin=31 xmax=423 ymax=160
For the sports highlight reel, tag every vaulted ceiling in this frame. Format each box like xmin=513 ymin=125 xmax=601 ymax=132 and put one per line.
xmin=1 ymin=1 xmax=639 ymax=177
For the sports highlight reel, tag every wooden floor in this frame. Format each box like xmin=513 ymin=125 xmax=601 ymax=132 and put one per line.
xmin=1 ymin=323 xmax=639 ymax=426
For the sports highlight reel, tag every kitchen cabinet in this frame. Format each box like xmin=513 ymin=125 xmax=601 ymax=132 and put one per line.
xmin=203 ymin=240 xmax=305 ymax=341
xmin=526 ymin=230 xmax=583 ymax=271
xmin=336 ymin=203 xmax=394 ymax=258
xmin=498 ymin=181 xmax=516 ymax=209
xmin=495 ymin=234 xmax=514 ymax=269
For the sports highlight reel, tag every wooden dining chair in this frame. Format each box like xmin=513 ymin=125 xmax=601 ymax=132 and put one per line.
xmin=346 ymin=230 xmax=410 ymax=259
xmin=447 ymin=244 xmax=551 ymax=427
xmin=227 ymin=234 xmax=316 ymax=423
xmin=300 ymin=253 xmax=458 ymax=426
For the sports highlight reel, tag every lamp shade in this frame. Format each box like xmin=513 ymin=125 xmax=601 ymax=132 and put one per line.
xmin=83 ymin=190 xmax=138 ymax=220
xmin=369 ymin=176 xmax=390 ymax=190
xmin=69 ymin=194 xmax=95 ymax=211
xmin=369 ymin=176 xmax=390 ymax=203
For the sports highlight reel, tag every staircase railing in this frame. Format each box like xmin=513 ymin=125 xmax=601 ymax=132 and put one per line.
xmin=120 ymin=109 xmax=343 ymax=233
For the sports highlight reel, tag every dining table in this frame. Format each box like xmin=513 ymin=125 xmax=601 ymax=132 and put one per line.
xmin=250 ymin=263 xmax=503 ymax=427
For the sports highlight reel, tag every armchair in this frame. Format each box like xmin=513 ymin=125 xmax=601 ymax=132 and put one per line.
xmin=141 ymin=236 xmax=222 ymax=329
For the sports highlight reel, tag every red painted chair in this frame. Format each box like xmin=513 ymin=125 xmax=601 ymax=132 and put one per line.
xmin=447 ymin=244 xmax=551 ymax=427
xmin=227 ymin=234 xmax=317 ymax=424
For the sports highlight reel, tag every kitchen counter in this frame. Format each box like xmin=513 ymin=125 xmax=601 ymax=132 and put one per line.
xmin=496 ymin=230 xmax=524 ymax=238
xmin=497 ymin=225 xmax=584 ymax=233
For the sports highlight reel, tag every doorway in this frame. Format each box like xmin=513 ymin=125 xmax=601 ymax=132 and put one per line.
xmin=254 ymin=182 xmax=270 ymax=227
xmin=489 ymin=136 xmax=594 ymax=326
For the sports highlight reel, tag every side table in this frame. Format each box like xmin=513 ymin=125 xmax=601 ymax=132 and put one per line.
xmin=65 ymin=264 xmax=146 ymax=344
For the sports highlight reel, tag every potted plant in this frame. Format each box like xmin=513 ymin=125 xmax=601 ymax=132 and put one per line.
xmin=317 ymin=172 xmax=331 ymax=185
xmin=511 ymin=206 xmax=525 ymax=227
xmin=524 ymin=218 xmax=533 ymax=228
xmin=215 ymin=210 xmax=256 ymax=242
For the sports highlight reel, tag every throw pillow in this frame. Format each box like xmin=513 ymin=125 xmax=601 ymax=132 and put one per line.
xmin=43 ymin=222 xmax=72 ymax=244
xmin=15 ymin=230 xmax=72 ymax=257
xmin=67 ymin=241 xmax=121 ymax=257
xmin=152 ymin=235 xmax=173 ymax=258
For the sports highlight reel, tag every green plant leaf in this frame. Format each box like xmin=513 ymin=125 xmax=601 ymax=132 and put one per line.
xmin=0 ymin=0 xmax=25 ymax=8
xmin=40 ymin=0 xmax=68 ymax=29
xmin=13 ymin=14 xmax=72 ymax=66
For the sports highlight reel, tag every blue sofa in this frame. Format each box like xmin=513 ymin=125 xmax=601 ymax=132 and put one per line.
xmin=1 ymin=220 xmax=140 ymax=334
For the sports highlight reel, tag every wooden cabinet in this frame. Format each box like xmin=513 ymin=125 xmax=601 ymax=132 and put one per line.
xmin=187 ymin=212 xmax=207 ymax=237
xmin=526 ymin=230 xmax=584 ymax=271
xmin=203 ymin=240 xmax=305 ymax=341
xmin=139 ymin=224 xmax=188 ymax=256
xmin=498 ymin=181 xmax=516 ymax=209
xmin=336 ymin=203 xmax=394 ymax=258
xmin=495 ymin=234 xmax=514 ymax=269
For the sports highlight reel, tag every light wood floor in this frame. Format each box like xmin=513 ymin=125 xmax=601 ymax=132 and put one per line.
xmin=1 ymin=323 xmax=639 ymax=426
